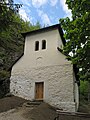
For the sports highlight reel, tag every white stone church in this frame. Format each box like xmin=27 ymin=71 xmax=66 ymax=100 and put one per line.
xmin=10 ymin=24 xmax=79 ymax=112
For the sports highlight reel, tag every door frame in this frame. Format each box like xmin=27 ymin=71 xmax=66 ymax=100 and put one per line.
xmin=35 ymin=82 xmax=44 ymax=100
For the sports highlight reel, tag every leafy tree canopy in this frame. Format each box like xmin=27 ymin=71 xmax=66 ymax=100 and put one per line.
xmin=0 ymin=0 xmax=22 ymax=31
xmin=0 ymin=0 xmax=41 ymax=74
xmin=0 ymin=0 xmax=41 ymax=97
xmin=60 ymin=0 xmax=90 ymax=82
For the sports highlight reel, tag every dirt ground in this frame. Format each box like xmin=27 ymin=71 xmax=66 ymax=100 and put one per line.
xmin=0 ymin=96 xmax=57 ymax=120
xmin=0 ymin=96 xmax=90 ymax=120
xmin=0 ymin=96 xmax=27 ymax=113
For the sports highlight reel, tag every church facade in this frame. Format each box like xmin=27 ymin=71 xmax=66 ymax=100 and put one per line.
xmin=10 ymin=24 xmax=79 ymax=112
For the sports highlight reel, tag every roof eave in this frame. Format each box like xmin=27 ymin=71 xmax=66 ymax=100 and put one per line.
xmin=21 ymin=24 xmax=66 ymax=46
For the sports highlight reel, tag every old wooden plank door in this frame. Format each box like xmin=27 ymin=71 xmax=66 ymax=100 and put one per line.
xmin=35 ymin=82 xmax=44 ymax=100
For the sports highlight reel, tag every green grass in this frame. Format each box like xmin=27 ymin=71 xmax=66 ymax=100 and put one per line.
xmin=79 ymin=81 xmax=90 ymax=113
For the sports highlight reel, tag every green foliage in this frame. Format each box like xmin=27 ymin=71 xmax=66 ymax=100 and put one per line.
xmin=60 ymin=0 xmax=90 ymax=82
xmin=0 ymin=0 xmax=41 ymax=97
xmin=80 ymin=81 xmax=88 ymax=99
xmin=60 ymin=0 xmax=90 ymax=101
xmin=0 ymin=0 xmax=22 ymax=31
xmin=0 ymin=2 xmax=41 ymax=70
xmin=0 ymin=70 xmax=10 ymax=81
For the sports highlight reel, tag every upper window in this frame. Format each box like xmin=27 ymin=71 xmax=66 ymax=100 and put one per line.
xmin=35 ymin=41 xmax=39 ymax=51
xmin=42 ymin=40 xmax=46 ymax=49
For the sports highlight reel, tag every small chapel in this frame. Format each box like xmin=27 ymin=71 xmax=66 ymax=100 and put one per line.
xmin=10 ymin=24 xmax=79 ymax=112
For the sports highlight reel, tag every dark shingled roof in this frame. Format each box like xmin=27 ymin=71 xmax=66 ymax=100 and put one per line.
xmin=21 ymin=24 xmax=66 ymax=46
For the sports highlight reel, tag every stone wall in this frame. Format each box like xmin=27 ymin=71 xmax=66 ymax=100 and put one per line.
xmin=10 ymin=64 xmax=76 ymax=112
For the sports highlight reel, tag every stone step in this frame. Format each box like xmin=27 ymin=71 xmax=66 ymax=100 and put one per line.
xmin=23 ymin=100 xmax=43 ymax=107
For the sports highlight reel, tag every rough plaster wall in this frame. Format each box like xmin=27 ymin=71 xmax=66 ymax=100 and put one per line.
xmin=10 ymin=64 xmax=75 ymax=112
xmin=10 ymin=28 xmax=76 ymax=112
xmin=12 ymin=29 xmax=70 ymax=71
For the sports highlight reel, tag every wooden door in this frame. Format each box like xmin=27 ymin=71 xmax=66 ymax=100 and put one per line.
xmin=35 ymin=82 xmax=44 ymax=100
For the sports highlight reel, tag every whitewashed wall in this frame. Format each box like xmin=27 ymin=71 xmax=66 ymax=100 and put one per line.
xmin=11 ymin=29 xmax=70 ymax=71
xmin=10 ymin=28 xmax=77 ymax=112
